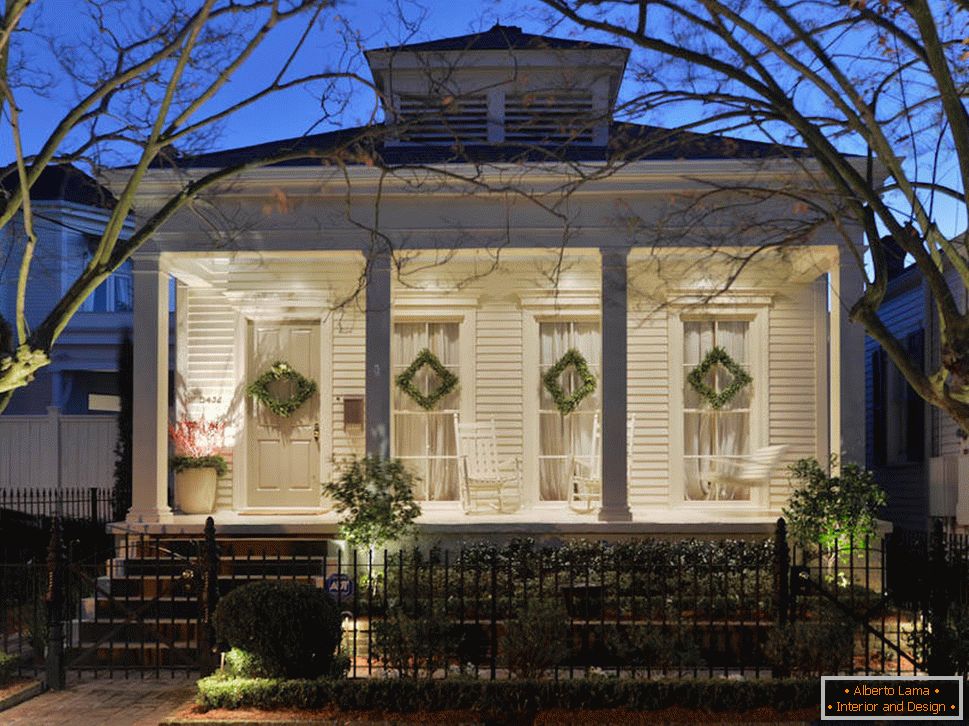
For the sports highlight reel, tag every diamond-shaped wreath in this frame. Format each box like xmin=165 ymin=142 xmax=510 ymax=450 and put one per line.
xmin=395 ymin=348 xmax=459 ymax=410
xmin=246 ymin=361 xmax=317 ymax=418
xmin=687 ymin=346 xmax=752 ymax=410
xmin=543 ymin=348 xmax=597 ymax=415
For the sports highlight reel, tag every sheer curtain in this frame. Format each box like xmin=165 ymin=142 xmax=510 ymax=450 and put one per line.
xmin=392 ymin=322 xmax=459 ymax=501
xmin=539 ymin=321 xmax=600 ymax=501
xmin=683 ymin=320 xmax=750 ymax=501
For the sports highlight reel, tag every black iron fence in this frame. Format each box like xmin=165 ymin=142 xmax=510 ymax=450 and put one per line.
xmin=0 ymin=487 xmax=117 ymax=524
xmin=1 ymin=518 xmax=966 ymax=683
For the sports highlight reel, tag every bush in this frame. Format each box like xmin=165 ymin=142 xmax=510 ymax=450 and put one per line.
xmin=195 ymin=674 xmax=819 ymax=714
xmin=323 ymin=456 xmax=421 ymax=549
xmin=0 ymin=651 xmax=16 ymax=684
xmin=784 ymin=456 xmax=886 ymax=549
xmin=371 ymin=609 xmax=461 ymax=677
xmin=606 ymin=625 xmax=705 ymax=671
xmin=765 ymin=620 xmax=855 ymax=676
xmin=213 ymin=581 xmax=342 ymax=679
xmin=502 ymin=599 xmax=570 ymax=679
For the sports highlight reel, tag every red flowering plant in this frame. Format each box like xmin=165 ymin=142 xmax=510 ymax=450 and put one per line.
xmin=169 ymin=417 xmax=228 ymax=476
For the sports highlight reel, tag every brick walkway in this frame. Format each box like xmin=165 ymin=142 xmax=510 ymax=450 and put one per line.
xmin=2 ymin=674 xmax=196 ymax=726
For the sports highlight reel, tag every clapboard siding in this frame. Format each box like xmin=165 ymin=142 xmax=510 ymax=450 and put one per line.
xmin=628 ymin=308 xmax=669 ymax=506
xmin=183 ymin=285 xmax=237 ymax=509
xmin=331 ymin=309 xmax=366 ymax=465
xmin=476 ymin=303 xmax=523 ymax=461
xmin=768 ymin=284 xmax=821 ymax=509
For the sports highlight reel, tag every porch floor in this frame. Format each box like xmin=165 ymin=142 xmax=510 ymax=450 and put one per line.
xmin=114 ymin=506 xmax=779 ymax=537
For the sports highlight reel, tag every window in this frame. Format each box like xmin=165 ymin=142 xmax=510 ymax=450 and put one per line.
xmin=876 ymin=329 xmax=925 ymax=465
xmin=392 ymin=322 xmax=460 ymax=501
xmin=538 ymin=321 xmax=600 ymax=501
xmin=81 ymin=260 xmax=133 ymax=312
xmin=683 ymin=320 xmax=751 ymax=501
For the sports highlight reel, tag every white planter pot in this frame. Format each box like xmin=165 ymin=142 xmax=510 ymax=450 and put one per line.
xmin=174 ymin=467 xmax=218 ymax=514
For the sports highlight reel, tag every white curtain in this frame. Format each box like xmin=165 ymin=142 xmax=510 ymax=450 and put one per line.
xmin=393 ymin=322 xmax=459 ymax=500
xmin=683 ymin=320 xmax=750 ymax=501
xmin=539 ymin=322 xmax=600 ymax=501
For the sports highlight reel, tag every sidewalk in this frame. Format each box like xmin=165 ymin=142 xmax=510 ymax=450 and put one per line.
xmin=2 ymin=674 xmax=196 ymax=726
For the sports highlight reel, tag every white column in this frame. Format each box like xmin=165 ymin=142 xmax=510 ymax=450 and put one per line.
xmin=366 ymin=251 xmax=391 ymax=459
xmin=599 ymin=247 xmax=632 ymax=522
xmin=834 ymin=246 xmax=867 ymax=467
xmin=128 ymin=253 xmax=172 ymax=522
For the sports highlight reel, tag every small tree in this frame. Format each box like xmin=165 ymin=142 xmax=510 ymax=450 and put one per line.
xmin=323 ymin=456 xmax=421 ymax=550
xmin=784 ymin=455 xmax=886 ymax=554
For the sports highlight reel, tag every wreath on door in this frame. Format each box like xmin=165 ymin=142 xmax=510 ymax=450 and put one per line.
xmin=247 ymin=361 xmax=317 ymax=417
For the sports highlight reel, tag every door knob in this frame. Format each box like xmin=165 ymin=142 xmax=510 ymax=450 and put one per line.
xmin=313 ymin=423 xmax=320 ymax=442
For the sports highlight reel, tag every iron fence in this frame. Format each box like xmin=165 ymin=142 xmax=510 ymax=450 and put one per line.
xmin=1 ymin=518 xmax=965 ymax=681
xmin=0 ymin=487 xmax=117 ymax=524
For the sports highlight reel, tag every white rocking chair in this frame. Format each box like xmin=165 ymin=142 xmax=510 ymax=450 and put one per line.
xmin=699 ymin=444 xmax=789 ymax=501
xmin=453 ymin=415 xmax=523 ymax=514
xmin=567 ymin=413 xmax=636 ymax=513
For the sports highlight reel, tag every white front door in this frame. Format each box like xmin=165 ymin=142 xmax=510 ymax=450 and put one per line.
xmin=246 ymin=321 xmax=321 ymax=509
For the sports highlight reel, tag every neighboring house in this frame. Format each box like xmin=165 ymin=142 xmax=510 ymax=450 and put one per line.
xmin=119 ymin=25 xmax=867 ymax=539
xmin=865 ymin=239 xmax=969 ymax=533
xmin=0 ymin=165 xmax=136 ymax=415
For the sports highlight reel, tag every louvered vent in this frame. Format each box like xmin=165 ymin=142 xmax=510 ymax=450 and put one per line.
xmin=396 ymin=95 xmax=489 ymax=144
xmin=504 ymin=93 xmax=596 ymax=144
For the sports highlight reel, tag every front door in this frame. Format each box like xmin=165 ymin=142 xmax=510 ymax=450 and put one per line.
xmin=246 ymin=321 xmax=321 ymax=509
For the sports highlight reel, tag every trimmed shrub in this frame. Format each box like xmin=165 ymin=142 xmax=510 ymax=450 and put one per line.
xmin=371 ymin=609 xmax=460 ymax=677
xmin=195 ymin=674 xmax=819 ymax=714
xmin=0 ymin=651 xmax=16 ymax=684
xmin=765 ymin=620 xmax=855 ymax=676
xmin=213 ymin=580 xmax=342 ymax=679
xmin=502 ymin=599 xmax=570 ymax=679
xmin=605 ymin=625 xmax=705 ymax=671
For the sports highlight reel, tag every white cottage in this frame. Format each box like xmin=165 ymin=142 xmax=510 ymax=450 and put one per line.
xmin=118 ymin=25 xmax=867 ymax=539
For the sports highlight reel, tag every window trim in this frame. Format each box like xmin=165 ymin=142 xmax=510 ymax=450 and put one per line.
xmin=668 ymin=306 xmax=769 ymax=508
xmin=390 ymin=309 xmax=475 ymax=504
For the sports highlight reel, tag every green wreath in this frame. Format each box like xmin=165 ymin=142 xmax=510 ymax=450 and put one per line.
xmin=246 ymin=361 xmax=317 ymax=417
xmin=543 ymin=348 xmax=597 ymax=415
xmin=395 ymin=348 xmax=459 ymax=410
xmin=687 ymin=346 xmax=752 ymax=410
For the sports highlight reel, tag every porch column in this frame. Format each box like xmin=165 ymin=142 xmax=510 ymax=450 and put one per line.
xmin=599 ymin=247 xmax=633 ymax=522
xmin=835 ymin=246 xmax=867 ymax=465
xmin=365 ymin=251 xmax=392 ymax=459
xmin=128 ymin=253 xmax=172 ymax=522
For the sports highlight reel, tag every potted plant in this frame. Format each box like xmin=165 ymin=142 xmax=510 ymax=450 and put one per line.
xmin=169 ymin=416 xmax=228 ymax=514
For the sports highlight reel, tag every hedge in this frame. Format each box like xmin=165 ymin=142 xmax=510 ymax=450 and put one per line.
xmin=196 ymin=675 xmax=818 ymax=714
xmin=0 ymin=652 xmax=17 ymax=684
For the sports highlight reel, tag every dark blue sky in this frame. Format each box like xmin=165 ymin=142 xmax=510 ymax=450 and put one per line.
xmin=8 ymin=1 xmax=964 ymax=238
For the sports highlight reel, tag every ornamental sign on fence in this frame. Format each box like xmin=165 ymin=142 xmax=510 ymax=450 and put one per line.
xmin=325 ymin=572 xmax=354 ymax=600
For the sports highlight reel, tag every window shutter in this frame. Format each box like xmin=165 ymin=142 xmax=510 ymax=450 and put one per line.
xmin=871 ymin=349 xmax=887 ymax=466
xmin=905 ymin=329 xmax=925 ymax=462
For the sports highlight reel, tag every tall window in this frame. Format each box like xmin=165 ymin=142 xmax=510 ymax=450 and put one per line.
xmin=539 ymin=321 xmax=600 ymax=501
xmin=81 ymin=260 xmax=133 ymax=312
xmin=683 ymin=320 xmax=751 ymax=501
xmin=393 ymin=322 xmax=460 ymax=501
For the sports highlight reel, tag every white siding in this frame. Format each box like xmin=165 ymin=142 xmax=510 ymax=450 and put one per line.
xmin=331 ymin=307 xmax=366 ymax=464
xmin=768 ymin=283 xmax=821 ymax=509
xmin=476 ymin=302 xmax=523 ymax=462
xmin=183 ymin=283 xmax=237 ymax=509
xmin=628 ymin=308 xmax=668 ymax=506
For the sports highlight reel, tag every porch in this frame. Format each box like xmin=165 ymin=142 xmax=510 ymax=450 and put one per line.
xmin=125 ymin=245 xmax=863 ymax=529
